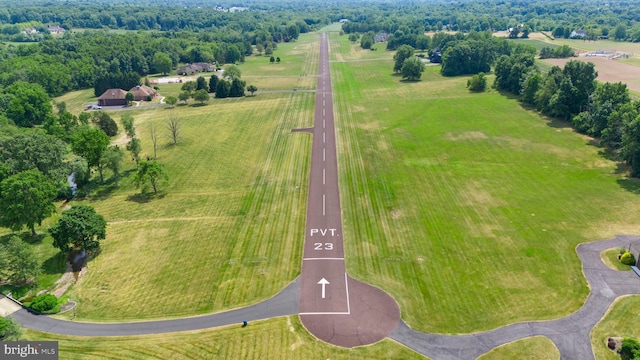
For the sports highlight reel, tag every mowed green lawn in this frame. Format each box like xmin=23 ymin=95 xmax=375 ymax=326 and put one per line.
xmin=63 ymin=91 xmax=315 ymax=320
xmin=24 ymin=316 xmax=425 ymax=360
xmin=330 ymin=33 xmax=640 ymax=333
xmin=591 ymin=295 xmax=640 ymax=360
xmin=477 ymin=336 xmax=559 ymax=360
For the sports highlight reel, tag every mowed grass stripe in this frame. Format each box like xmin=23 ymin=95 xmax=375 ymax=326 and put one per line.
xmin=24 ymin=316 xmax=425 ymax=359
xmin=329 ymin=33 xmax=640 ymax=333
xmin=66 ymin=90 xmax=313 ymax=320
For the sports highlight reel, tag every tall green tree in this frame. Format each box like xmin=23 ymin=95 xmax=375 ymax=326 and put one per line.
xmin=134 ymin=160 xmax=169 ymax=194
xmin=0 ymin=236 xmax=41 ymax=285
xmin=193 ymin=89 xmax=210 ymax=104
xmin=50 ymin=205 xmax=107 ymax=253
xmin=223 ymin=65 xmax=241 ymax=80
xmin=400 ymin=56 xmax=425 ymax=81
xmin=90 ymin=111 xmax=118 ymax=137
xmin=71 ymin=129 xmax=110 ymax=183
xmin=152 ymin=52 xmax=172 ymax=75
xmin=229 ymin=78 xmax=246 ymax=97
xmin=247 ymin=84 xmax=258 ymax=96
xmin=121 ymin=113 xmax=135 ymax=139
xmin=393 ymin=45 xmax=415 ymax=73
xmin=102 ymin=145 xmax=124 ymax=186
xmin=126 ymin=137 xmax=142 ymax=165
xmin=0 ymin=131 xmax=68 ymax=183
xmin=4 ymin=81 xmax=53 ymax=128
xmin=0 ymin=169 xmax=56 ymax=236
xmin=215 ymin=79 xmax=230 ymax=98
xmin=196 ymin=76 xmax=207 ymax=91
xmin=209 ymin=75 xmax=219 ymax=93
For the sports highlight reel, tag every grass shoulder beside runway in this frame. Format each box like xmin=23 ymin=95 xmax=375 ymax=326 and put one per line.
xmin=330 ymin=32 xmax=640 ymax=333
xmin=24 ymin=316 xmax=425 ymax=360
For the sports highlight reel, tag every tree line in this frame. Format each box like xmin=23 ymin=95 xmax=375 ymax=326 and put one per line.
xmin=494 ymin=52 xmax=640 ymax=176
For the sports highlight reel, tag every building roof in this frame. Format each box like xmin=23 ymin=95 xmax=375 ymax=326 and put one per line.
xmin=129 ymin=85 xmax=156 ymax=98
xmin=98 ymin=88 xmax=127 ymax=100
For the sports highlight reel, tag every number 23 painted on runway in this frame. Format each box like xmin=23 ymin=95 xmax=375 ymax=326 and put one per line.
xmin=314 ymin=243 xmax=333 ymax=250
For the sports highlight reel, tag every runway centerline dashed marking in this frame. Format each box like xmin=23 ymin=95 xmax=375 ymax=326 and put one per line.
xmin=322 ymin=194 xmax=326 ymax=216
xmin=323 ymin=168 xmax=325 ymax=185
xmin=323 ymin=148 xmax=325 ymax=162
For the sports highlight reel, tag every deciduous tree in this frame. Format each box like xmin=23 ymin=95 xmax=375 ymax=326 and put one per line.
xmin=4 ymin=81 xmax=53 ymax=128
xmin=247 ymin=84 xmax=258 ymax=96
xmin=0 ymin=169 xmax=56 ymax=236
xmin=102 ymin=145 xmax=124 ymax=186
xmin=223 ymin=65 xmax=241 ymax=80
xmin=193 ymin=89 xmax=210 ymax=104
xmin=393 ymin=45 xmax=414 ymax=73
xmin=50 ymin=205 xmax=107 ymax=253
xmin=71 ymin=129 xmax=110 ymax=183
xmin=134 ymin=160 xmax=168 ymax=194
xmin=400 ymin=56 xmax=425 ymax=81
xmin=168 ymin=116 xmax=180 ymax=145
xmin=0 ymin=236 xmax=41 ymax=285
xmin=152 ymin=51 xmax=172 ymax=75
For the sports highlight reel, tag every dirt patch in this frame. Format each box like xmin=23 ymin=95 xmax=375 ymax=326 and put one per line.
xmin=445 ymin=131 xmax=488 ymax=141
xmin=542 ymin=56 xmax=640 ymax=92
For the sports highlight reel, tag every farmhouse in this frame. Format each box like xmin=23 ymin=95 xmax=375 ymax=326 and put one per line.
xmin=374 ymin=32 xmax=390 ymax=43
xmin=570 ymin=29 xmax=587 ymax=38
xmin=21 ymin=27 xmax=38 ymax=35
xmin=177 ymin=62 xmax=215 ymax=75
xmin=97 ymin=89 xmax=127 ymax=106
xmin=129 ymin=85 xmax=157 ymax=101
xmin=48 ymin=25 xmax=65 ymax=34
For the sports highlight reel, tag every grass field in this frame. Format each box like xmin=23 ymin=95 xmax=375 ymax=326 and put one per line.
xmin=519 ymin=32 xmax=640 ymax=55
xmin=591 ymin=295 xmax=640 ymax=360
xmin=59 ymin=90 xmax=315 ymax=320
xmin=477 ymin=336 xmax=559 ymax=360
xmin=24 ymin=316 xmax=425 ymax=359
xmin=330 ymin=32 xmax=640 ymax=334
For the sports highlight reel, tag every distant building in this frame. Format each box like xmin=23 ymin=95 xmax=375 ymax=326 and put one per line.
xmin=129 ymin=85 xmax=157 ymax=101
xmin=176 ymin=62 xmax=215 ymax=75
xmin=429 ymin=48 xmax=442 ymax=63
xmin=374 ymin=32 xmax=389 ymax=43
xmin=97 ymin=89 xmax=127 ymax=106
xmin=21 ymin=27 xmax=38 ymax=35
xmin=48 ymin=25 xmax=65 ymax=34
xmin=339 ymin=19 xmax=350 ymax=24
xmin=570 ymin=30 xmax=587 ymax=38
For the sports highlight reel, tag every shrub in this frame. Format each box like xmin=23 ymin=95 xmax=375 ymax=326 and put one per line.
xmin=621 ymin=251 xmax=636 ymax=266
xmin=30 ymin=294 xmax=58 ymax=313
xmin=620 ymin=338 xmax=640 ymax=360
xmin=467 ymin=72 xmax=487 ymax=92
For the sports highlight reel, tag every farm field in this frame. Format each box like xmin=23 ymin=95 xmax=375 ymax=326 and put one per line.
xmin=23 ymin=316 xmax=425 ymax=360
xmin=591 ymin=295 xmax=640 ymax=360
xmin=330 ymin=32 xmax=640 ymax=334
xmin=507 ymin=33 xmax=640 ymax=92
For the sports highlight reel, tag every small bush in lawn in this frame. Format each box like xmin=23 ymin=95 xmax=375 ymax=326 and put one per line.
xmin=620 ymin=338 xmax=640 ymax=360
xmin=30 ymin=294 xmax=58 ymax=313
xmin=620 ymin=252 xmax=636 ymax=266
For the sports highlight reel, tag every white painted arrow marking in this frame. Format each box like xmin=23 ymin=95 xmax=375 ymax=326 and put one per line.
xmin=318 ymin=278 xmax=330 ymax=299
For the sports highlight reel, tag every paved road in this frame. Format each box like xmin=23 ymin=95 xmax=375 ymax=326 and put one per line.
xmin=6 ymin=279 xmax=299 ymax=336
xmin=391 ymin=234 xmax=640 ymax=360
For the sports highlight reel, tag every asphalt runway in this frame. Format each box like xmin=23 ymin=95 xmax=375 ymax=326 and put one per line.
xmin=297 ymin=32 xmax=400 ymax=347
